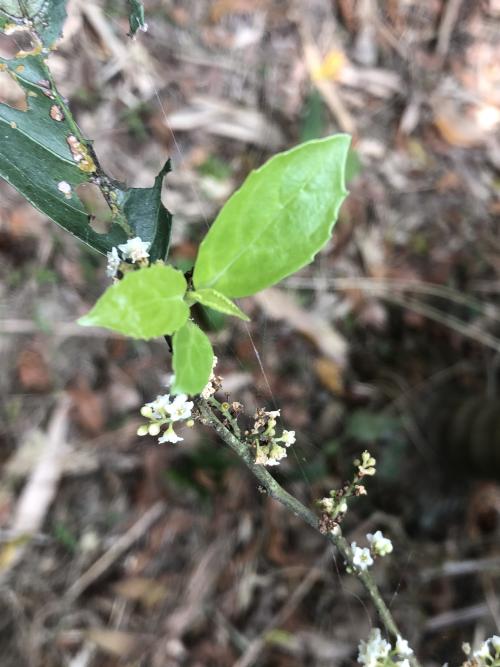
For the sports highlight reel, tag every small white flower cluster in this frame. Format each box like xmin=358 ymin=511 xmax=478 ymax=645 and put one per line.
xmin=251 ymin=409 xmax=296 ymax=467
xmin=351 ymin=530 xmax=393 ymax=572
xmin=318 ymin=496 xmax=348 ymax=516
xmin=356 ymin=450 xmax=377 ymax=477
xmin=367 ymin=530 xmax=394 ymax=557
xmin=467 ymin=635 xmax=500 ymax=666
xmin=358 ymin=628 xmax=413 ymax=667
xmin=106 ymin=236 xmax=151 ymax=279
xmin=138 ymin=393 xmax=194 ymax=444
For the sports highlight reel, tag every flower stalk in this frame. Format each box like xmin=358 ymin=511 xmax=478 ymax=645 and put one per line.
xmin=195 ymin=397 xmax=422 ymax=667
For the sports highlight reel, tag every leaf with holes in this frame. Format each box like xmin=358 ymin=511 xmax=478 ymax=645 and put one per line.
xmin=78 ymin=265 xmax=189 ymax=339
xmin=188 ymin=288 xmax=249 ymax=321
xmin=172 ymin=321 xmax=214 ymax=395
xmin=0 ymin=0 xmax=68 ymax=48
xmin=0 ymin=48 xmax=172 ymax=258
xmin=193 ymin=135 xmax=351 ymax=298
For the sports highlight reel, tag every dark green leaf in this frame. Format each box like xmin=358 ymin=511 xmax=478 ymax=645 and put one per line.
xmin=0 ymin=0 xmax=68 ymax=48
xmin=0 ymin=51 xmax=171 ymax=258
xmin=120 ymin=161 xmax=172 ymax=262
xmin=127 ymin=0 xmax=147 ymax=37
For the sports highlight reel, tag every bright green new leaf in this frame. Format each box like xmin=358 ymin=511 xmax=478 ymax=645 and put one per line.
xmin=172 ymin=321 xmax=214 ymax=395
xmin=193 ymin=135 xmax=351 ymax=298
xmin=188 ymin=288 xmax=250 ymax=321
xmin=78 ymin=265 xmax=189 ymax=339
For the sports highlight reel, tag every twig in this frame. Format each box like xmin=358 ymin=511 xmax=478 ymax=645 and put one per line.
xmin=66 ymin=500 xmax=167 ymax=601
xmin=436 ymin=0 xmax=464 ymax=58
xmin=0 ymin=395 xmax=71 ymax=577
xmin=295 ymin=8 xmax=356 ymax=135
xmin=196 ymin=399 xmax=423 ymax=667
xmin=420 ymin=556 xmax=500 ymax=583
xmin=424 ymin=602 xmax=491 ymax=632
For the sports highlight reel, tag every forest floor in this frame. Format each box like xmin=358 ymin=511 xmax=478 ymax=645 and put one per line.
xmin=1 ymin=1 xmax=500 ymax=665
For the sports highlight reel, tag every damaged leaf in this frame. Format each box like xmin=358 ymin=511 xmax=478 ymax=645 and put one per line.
xmin=0 ymin=0 xmax=68 ymax=49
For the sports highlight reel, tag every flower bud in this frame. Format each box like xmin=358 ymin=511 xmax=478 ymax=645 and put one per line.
xmin=148 ymin=423 xmax=161 ymax=436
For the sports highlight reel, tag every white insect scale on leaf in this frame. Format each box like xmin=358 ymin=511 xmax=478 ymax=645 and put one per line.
xmin=57 ymin=180 xmax=72 ymax=198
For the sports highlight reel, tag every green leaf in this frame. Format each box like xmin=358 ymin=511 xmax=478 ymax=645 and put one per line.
xmin=0 ymin=51 xmax=172 ymax=258
xmin=78 ymin=265 xmax=189 ymax=339
xmin=188 ymin=288 xmax=249 ymax=321
xmin=119 ymin=161 xmax=172 ymax=262
xmin=0 ymin=0 xmax=68 ymax=48
xmin=193 ymin=135 xmax=351 ymax=298
xmin=127 ymin=0 xmax=147 ymax=37
xmin=172 ymin=321 xmax=214 ymax=395
xmin=0 ymin=55 xmax=128 ymax=254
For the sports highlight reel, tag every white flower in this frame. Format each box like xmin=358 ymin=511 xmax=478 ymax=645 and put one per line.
xmin=158 ymin=425 xmax=183 ymax=444
xmin=266 ymin=458 xmax=280 ymax=466
xmin=367 ymin=530 xmax=393 ymax=557
xmin=357 ymin=628 xmax=391 ymax=666
xmin=106 ymin=246 xmax=121 ymax=278
xmin=319 ymin=497 xmax=335 ymax=513
xmin=118 ymin=236 xmax=150 ymax=263
xmin=142 ymin=393 xmax=171 ymax=419
xmin=266 ymin=409 xmax=281 ymax=419
xmin=396 ymin=660 xmax=410 ymax=667
xmin=351 ymin=543 xmax=374 ymax=571
xmin=281 ymin=430 xmax=296 ymax=446
xmin=491 ymin=636 xmax=500 ymax=655
xmin=167 ymin=394 xmax=193 ymax=421
xmin=474 ymin=640 xmax=491 ymax=660
xmin=395 ymin=636 xmax=413 ymax=657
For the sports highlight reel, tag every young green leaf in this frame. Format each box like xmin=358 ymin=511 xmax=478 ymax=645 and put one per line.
xmin=193 ymin=135 xmax=351 ymax=298
xmin=78 ymin=265 xmax=189 ymax=339
xmin=172 ymin=321 xmax=214 ymax=395
xmin=188 ymin=288 xmax=250 ymax=321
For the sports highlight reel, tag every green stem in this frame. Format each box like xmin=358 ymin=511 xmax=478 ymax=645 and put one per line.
xmin=196 ymin=398 xmax=422 ymax=667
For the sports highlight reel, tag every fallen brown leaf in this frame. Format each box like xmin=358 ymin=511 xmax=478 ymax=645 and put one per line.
xmin=113 ymin=576 xmax=168 ymax=607
xmin=86 ymin=629 xmax=138 ymax=657
xmin=16 ymin=342 xmax=52 ymax=392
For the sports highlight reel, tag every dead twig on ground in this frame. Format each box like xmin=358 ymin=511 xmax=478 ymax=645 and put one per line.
xmin=66 ymin=500 xmax=167 ymax=601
